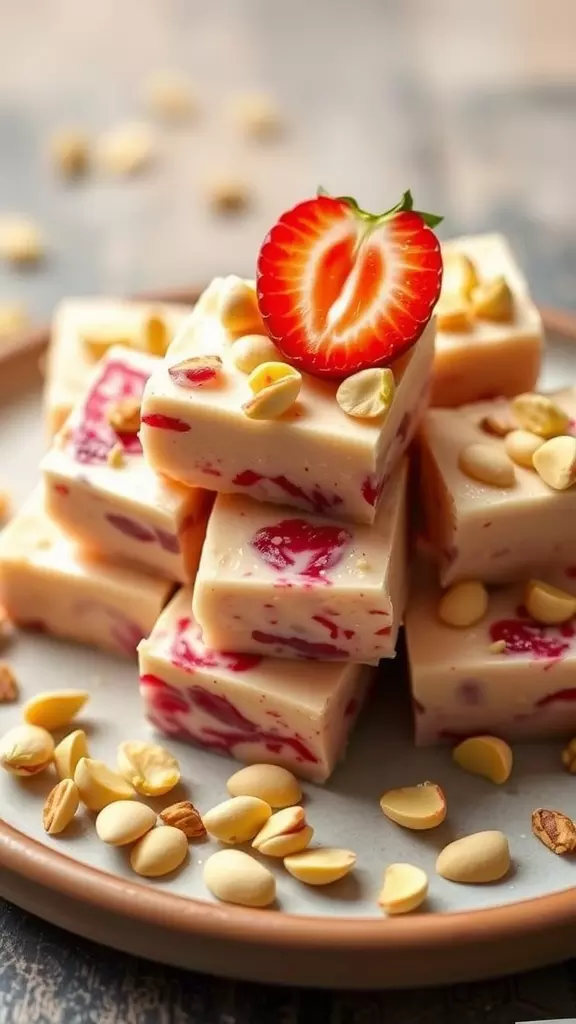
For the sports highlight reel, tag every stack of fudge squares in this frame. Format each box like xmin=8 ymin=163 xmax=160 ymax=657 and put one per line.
xmin=5 ymin=223 xmax=574 ymax=785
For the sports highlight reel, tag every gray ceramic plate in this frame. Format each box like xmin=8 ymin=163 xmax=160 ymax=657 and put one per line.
xmin=0 ymin=305 xmax=575 ymax=989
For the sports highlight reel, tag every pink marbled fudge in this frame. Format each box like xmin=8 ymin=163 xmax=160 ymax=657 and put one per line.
xmin=192 ymin=460 xmax=408 ymax=662
xmin=140 ymin=277 xmax=435 ymax=525
xmin=405 ymin=562 xmax=576 ymax=744
xmin=419 ymin=387 xmax=576 ymax=585
xmin=0 ymin=489 xmax=173 ymax=657
xmin=41 ymin=346 xmax=212 ymax=583
xmin=138 ymin=588 xmax=372 ymax=781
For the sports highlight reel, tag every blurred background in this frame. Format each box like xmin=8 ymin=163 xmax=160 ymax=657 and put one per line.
xmin=1 ymin=0 xmax=576 ymax=328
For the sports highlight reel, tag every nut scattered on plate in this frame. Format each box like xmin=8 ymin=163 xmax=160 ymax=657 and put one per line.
xmin=0 ymin=662 xmax=18 ymax=702
xmin=97 ymin=123 xmax=155 ymax=176
xmin=206 ymin=177 xmax=251 ymax=215
xmin=50 ymin=129 xmax=90 ymax=178
xmin=0 ymin=216 xmax=44 ymax=266
xmin=531 ymin=807 xmax=576 ymax=855
xmin=144 ymin=71 xmax=198 ymax=121
xmin=228 ymin=92 xmax=282 ymax=139
xmin=0 ymin=303 xmax=28 ymax=338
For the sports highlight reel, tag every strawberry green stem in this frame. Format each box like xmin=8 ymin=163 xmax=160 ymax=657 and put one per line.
xmin=317 ymin=186 xmax=443 ymax=228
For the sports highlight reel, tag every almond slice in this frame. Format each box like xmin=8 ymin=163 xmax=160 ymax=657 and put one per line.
xmin=379 ymin=782 xmax=446 ymax=830
xmin=452 ymin=736 xmax=513 ymax=785
xmin=378 ymin=863 xmax=428 ymax=915
xmin=524 ymin=579 xmax=576 ymax=625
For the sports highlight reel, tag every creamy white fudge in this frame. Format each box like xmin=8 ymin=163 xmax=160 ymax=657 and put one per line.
xmin=0 ymin=490 xmax=173 ymax=657
xmin=419 ymin=387 xmax=576 ymax=585
xmin=406 ymin=562 xmax=576 ymax=744
xmin=139 ymin=588 xmax=371 ymax=781
xmin=139 ymin=589 xmax=373 ymax=778
xmin=41 ymin=346 xmax=211 ymax=583
xmin=432 ymin=234 xmax=543 ymax=408
xmin=140 ymin=278 xmax=435 ymax=525
xmin=44 ymin=298 xmax=193 ymax=436
xmin=192 ymin=460 xmax=408 ymax=662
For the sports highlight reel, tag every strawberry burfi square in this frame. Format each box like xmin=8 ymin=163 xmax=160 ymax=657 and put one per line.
xmin=192 ymin=460 xmax=408 ymax=662
xmin=140 ymin=277 xmax=435 ymax=525
xmin=138 ymin=587 xmax=372 ymax=782
xmin=41 ymin=346 xmax=211 ymax=583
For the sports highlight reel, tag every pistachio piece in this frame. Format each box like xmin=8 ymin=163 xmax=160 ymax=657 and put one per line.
xmin=452 ymin=736 xmax=513 ymax=784
xmin=471 ymin=276 xmax=514 ymax=322
xmin=43 ymin=779 xmax=80 ymax=835
xmin=204 ymin=849 xmax=276 ymax=907
xmin=248 ymin=361 xmax=301 ymax=393
xmin=437 ymin=580 xmax=488 ymax=628
xmin=336 ymin=368 xmax=395 ymax=420
xmin=458 ymin=443 xmax=516 ymax=488
xmin=378 ymin=863 xmax=428 ymax=915
xmin=23 ymin=689 xmax=89 ymax=732
xmin=379 ymin=782 xmax=447 ymax=830
xmin=0 ymin=724 xmax=54 ymax=776
xmin=168 ymin=354 xmax=223 ymax=388
xmin=533 ymin=436 xmax=576 ymax=491
xmin=242 ymin=375 xmax=301 ymax=420
xmin=117 ymin=739 xmax=180 ymax=797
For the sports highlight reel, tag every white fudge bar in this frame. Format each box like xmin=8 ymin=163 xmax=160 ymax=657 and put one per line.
xmin=406 ymin=562 xmax=576 ymax=744
xmin=419 ymin=387 xmax=576 ymax=585
xmin=192 ymin=460 xmax=408 ymax=662
xmin=41 ymin=346 xmax=211 ymax=583
xmin=0 ymin=490 xmax=173 ymax=657
xmin=138 ymin=588 xmax=372 ymax=781
xmin=431 ymin=234 xmax=543 ymax=408
xmin=140 ymin=277 xmax=435 ymax=525
xmin=44 ymin=297 xmax=193 ymax=436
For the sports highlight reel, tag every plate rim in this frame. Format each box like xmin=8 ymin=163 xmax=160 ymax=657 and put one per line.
xmin=2 ymin=298 xmax=576 ymax=966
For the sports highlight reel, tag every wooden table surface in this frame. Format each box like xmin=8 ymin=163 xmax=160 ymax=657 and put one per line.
xmin=2 ymin=0 xmax=576 ymax=1020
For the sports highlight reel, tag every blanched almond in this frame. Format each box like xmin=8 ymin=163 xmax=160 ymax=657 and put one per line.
xmin=438 ymin=580 xmax=488 ymax=628
xmin=252 ymin=806 xmax=313 ymax=857
xmin=336 ymin=368 xmax=395 ymax=419
xmin=204 ymin=849 xmax=276 ymax=907
xmin=242 ymin=375 xmax=301 ymax=420
xmin=458 ymin=443 xmax=516 ymax=488
xmin=227 ymin=763 xmax=301 ymax=808
xmin=533 ymin=436 xmax=576 ymax=491
xmin=524 ymin=579 xmax=576 ymax=625
xmin=379 ymin=782 xmax=446 ymax=830
xmin=378 ymin=863 xmax=428 ymax=915
xmin=220 ymin=278 xmax=261 ymax=333
xmin=283 ymin=847 xmax=356 ymax=886
xmin=130 ymin=825 xmax=188 ymax=877
xmin=452 ymin=735 xmax=513 ymax=784
xmin=203 ymin=796 xmax=272 ymax=844
xmin=23 ymin=689 xmax=89 ymax=732
xmin=96 ymin=800 xmax=157 ymax=846
xmin=231 ymin=334 xmax=280 ymax=373
xmin=74 ymin=757 xmax=134 ymax=811
xmin=436 ymin=830 xmax=510 ymax=883
xmin=54 ymin=729 xmax=89 ymax=780
xmin=504 ymin=429 xmax=543 ymax=469
xmin=512 ymin=393 xmax=569 ymax=439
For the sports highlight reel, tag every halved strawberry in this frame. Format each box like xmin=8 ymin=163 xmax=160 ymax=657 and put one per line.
xmin=256 ymin=190 xmax=443 ymax=378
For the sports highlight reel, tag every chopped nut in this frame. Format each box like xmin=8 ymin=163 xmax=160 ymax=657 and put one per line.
xmin=0 ymin=216 xmax=44 ymax=266
xmin=203 ymin=795 xmax=272 ymax=844
xmin=283 ymin=847 xmax=356 ymax=886
xmin=168 ymin=355 xmax=223 ymax=389
xmin=74 ymin=757 xmax=134 ymax=811
xmin=117 ymin=739 xmax=180 ymax=797
xmin=144 ymin=71 xmax=197 ymax=120
xmin=230 ymin=93 xmax=282 ymax=139
xmin=471 ymin=276 xmax=514 ymax=322
xmin=436 ymin=830 xmax=510 ymax=883
xmin=23 ymin=689 xmax=89 ymax=731
xmin=504 ymin=429 xmax=543 ymax=469
xmin=130 ymin=825 xmax=188 ymax=877
xmin=378 ymin=863 xmax=428 ymax=915
xmin=452 ymin=735 xmax=513 ymax=784
xmin=0 ymin=724 xmax=54 ymax=776
xmin=479 ymin=413 xmax=515 ymax=438
xmin=438 ymin=580 xmax=488 ymax=628
xmin=43 ymin=779 xmax=80 ymax=835
xmin=458 ymin=443 xmax=516 ymax=488
xmin=512 ymin=393 xmax=570 ymax=439
xmin=336 ymin=367 xmax=395 ymax=420
xmin=0 ymin=663 xmax=18 ymax=702
xmin=106 ymin=397 xmax=141 ymax=434
xmin=96 ymin=800 xmax=157 ymax=846
xmin=248 ymin=361 xmax=300 ymax=393
xmin=243 ymin=374 xmax=301 ymax=420
xmin=231 ymin=334 xmax=280 ymax=373
xmin=160 ymin=800 xmax=206 ymax=839
xmin=531 ymin=808 xmax=576 ymax=855
xmin=54 ymin=729 xmax=89 ymax=780
xmin=204 ymin=848 xmax=276 ymax=907
xmin=220 ymin=279 xmax=262 ymax=334
xmin=98 ymin=123 xmax=154 ymax=176
xmin=107 ymin=444 xmax=125 ymax=469
xmin=489 ymin=639 xmax=507 ymax=654
xmin=207 ymin=177 xmax=250 ymax=215
xmin=81 ymin=325 xmax=135 ymax=361
xmin=561 ymin=738 xmax=576 ymax=773
xmin=379 ymin=782 xmax=446 ymax=830
xmin=436 ymin=293 xmax=473 ymax=332
xmin=533 ymin=436 xmax=576 ymax=491
xmin=50 ymin=129 xmax=89 ymax=177
xmin=442 ymin=250 xmax=479 ymax=299
xmin=0 ymin=303 xmax=28 ymax=338
xmin=227 ymin=763 xmax=301 ymax=808
xmin=144 ymin=313 xmax=169 ymax=356
xmin=252 ymin=806 xmax=313 ymax=857
xmin=524 ymin=579 xmax=576 ymax=625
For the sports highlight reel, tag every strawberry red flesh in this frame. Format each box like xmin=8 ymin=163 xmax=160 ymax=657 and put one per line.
xmin=256 ymin=191 xmax=443 ymax=378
